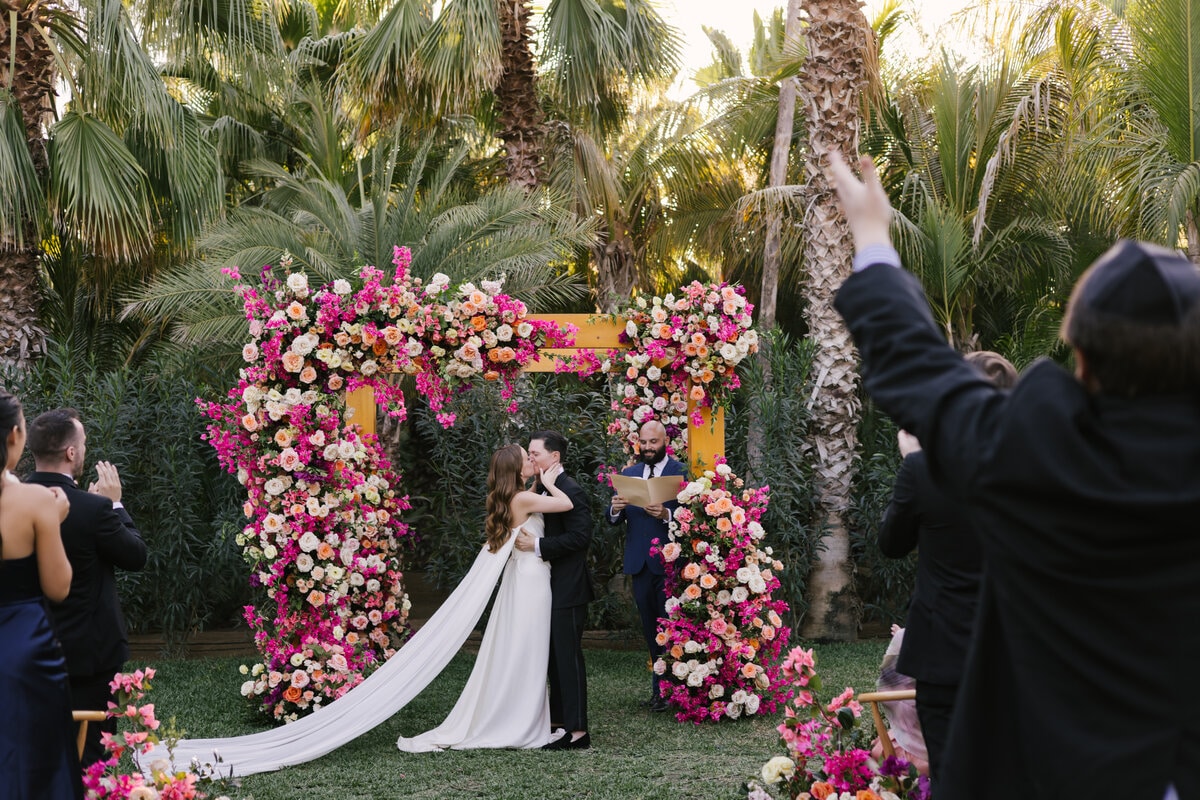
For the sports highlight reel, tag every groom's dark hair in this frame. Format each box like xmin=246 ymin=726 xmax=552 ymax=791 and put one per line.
xmin=530 ymin=430 xmax=568 ymax=459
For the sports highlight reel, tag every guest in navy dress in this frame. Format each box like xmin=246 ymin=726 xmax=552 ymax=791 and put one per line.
xmin=0 ymin=391 xmax=80 ymax=799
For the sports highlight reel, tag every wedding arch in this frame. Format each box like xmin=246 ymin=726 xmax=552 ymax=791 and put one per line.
xmin=203 ymin=246 xmax=790 ymax=726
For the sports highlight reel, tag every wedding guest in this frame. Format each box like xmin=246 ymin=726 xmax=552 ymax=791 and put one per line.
xmin=607 ymin=419 xmax=687 ymax=712
xmin=27 ymin=409 xmax=147 ymax=768
xmin=877 ymin=350 xmax=1016 ymax=786
xmin=828 ymin=151 xmax=1200 ymax=799
xmin=0 ymin=391 xmax=81 ymax=799
xmin=516 ymin=431 xmax=593 ymax=750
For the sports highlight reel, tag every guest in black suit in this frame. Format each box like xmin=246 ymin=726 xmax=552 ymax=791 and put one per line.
xmin=26 ymin=409 xmax=147 ymax=768
xmin=607 ymin=420 xmax=687 ymax=712
xmin=828 ymin=152 xmax=1200 ymax=800
xmin=516 ymin=430 xmax=593 ymax=750
xmin=878 ymin=350 xmax=1016 ymax=783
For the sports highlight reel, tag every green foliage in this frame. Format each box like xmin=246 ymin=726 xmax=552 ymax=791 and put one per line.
xmin=847 ymin=400 xmax=912 ymax=627
xmin=2 ymin=341 xmax=250 ymax=643
xmin=726 ymin=331 xmax=821 ymax=629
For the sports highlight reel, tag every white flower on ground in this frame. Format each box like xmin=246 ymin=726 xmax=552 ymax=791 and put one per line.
xmin=760 ymin=756 xmax=794 ymax=785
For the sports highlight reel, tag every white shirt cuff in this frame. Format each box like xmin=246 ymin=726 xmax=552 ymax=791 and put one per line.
xmin=533 ymin=539 xmax=541 ymax=558
xmin=852 ymin=244 xmax=901 ymax=272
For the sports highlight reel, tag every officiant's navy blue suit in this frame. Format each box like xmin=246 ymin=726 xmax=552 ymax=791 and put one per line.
xmin=609 ymin=457 xmax=687 ymax=700
xmin=836 ymin=257 xmax=1200 ymax=800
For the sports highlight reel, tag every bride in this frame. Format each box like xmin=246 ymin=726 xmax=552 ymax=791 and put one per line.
xmin=147 ymin=444 xmax=572 ymax=776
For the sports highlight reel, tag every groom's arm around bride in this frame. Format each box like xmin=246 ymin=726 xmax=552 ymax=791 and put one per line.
xmin=517 ymin=430 xmax=594 ymax=749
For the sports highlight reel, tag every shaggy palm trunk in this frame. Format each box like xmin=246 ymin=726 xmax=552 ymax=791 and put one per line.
xmin=796 ymin=0 xmax=872 ymax=641
xmin=0 ymin=2 xmax=53 ymax=365
xmin=593 ymin=219 xmax=637 ymax=313
xmin=495 ymin=0 xmax=544 ymax=191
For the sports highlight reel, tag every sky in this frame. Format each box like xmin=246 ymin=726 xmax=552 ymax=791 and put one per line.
xmin=661 ymin=0 xmax=988 ymax=88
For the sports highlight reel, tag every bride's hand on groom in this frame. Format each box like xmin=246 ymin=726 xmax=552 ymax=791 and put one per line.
xmin=540 ymin=463 xmax=564 ymax=488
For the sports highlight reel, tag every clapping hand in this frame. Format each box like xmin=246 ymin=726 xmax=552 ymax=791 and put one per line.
xmin=897 ymin=430 xmax=921 ymax=457
xmin=88 ymin=461 xmax=122 ymax=503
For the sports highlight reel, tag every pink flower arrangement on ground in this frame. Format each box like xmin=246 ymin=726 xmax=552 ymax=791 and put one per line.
xmin=201 ymin=248 xmax=575 ymax=720
xmin=82 ymin=669 xmax=243 ymax=800
xmin=652 ymin=457 xmax=791 ymax=723
xmin=744 ymin=648 xmax=931 ymax=800
xmin=610 ymin=282 xmax=758 ymax=457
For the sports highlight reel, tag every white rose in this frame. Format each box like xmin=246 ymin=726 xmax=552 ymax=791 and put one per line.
xmin=745 ymin=694 xmax=761 ymax=714
xmin=296 ymin=554 xmax=314 ymax=572
xmin=495 ymin=324 xmax=513 ymax=341
xmin=760 ymin=756 xmax=794 ymax=785
xmin=262 ymin=544 xmax=277 ymax=560
xmin=731 ymin=586 xmax=749 ymax=603
xmin=736 ymin=566 xmax=755 ymax=583
xmin=264 ymin=478 xmax=286 ymax=496
xmin=299 ymin=532 xmax=321 ymax=552
xmin=333 ymin=279 xmax=352 ymax=295
xmin=240 ymin=680 xmax=257 ymax=696
xmin=286 ymin=272 xmax=308 ymax=293
xmin=646 ymin=365 xmax=662 ymax=381
xmin=290 ymin=652 xmax=305 ymax=667
xmin=709 ymin=684 xmax=724 ymax=699
xmin=625 ymin=320 xmax=638 ymax=337
xmin=720 ymin=343 xmax=739 ymax=361
xmin=725 ymin=703 xmax=742 ymax=719
xmin=671 ymin=661 xmax=690 ymax=679
xmin=687 ymin=671 xmax=704 ymax=687
xmin=517 ymin=321 xmax=533 ymax=337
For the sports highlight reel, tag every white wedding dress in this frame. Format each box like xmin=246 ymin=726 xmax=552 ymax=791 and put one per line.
xmin=397 ymin=513 xmax=551 ymax=751
xmin=144 ymin=516 xmax=551 ymax=777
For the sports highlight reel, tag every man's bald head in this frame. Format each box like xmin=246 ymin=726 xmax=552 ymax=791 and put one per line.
xmin=637 ymin=420 xmax=668 ymax=466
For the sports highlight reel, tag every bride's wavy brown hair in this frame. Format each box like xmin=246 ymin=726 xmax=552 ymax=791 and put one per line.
xmin=485 ymin=444 xmax=526 ymax=552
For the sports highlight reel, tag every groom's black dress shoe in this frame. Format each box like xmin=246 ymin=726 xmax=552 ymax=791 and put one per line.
xmin=543 ymin=732 xmax=590 ymax=750
xmin=649 ymin=697 xmax=670 ymax=713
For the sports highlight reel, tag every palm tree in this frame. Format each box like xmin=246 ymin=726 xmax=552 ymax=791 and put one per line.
xmin=795 ymin=0 xmax=876 ymax=641
xmin=343 ymin=0 xmax=681 ymax=196
xmin=0 ymin=0 xmax=233 ymax=366
xmin=127 ymin=116 xmax=594 ymax=357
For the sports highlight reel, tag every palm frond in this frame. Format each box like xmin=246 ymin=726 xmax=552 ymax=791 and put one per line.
xmin=0 ymin=99 xmax=45 ymax=247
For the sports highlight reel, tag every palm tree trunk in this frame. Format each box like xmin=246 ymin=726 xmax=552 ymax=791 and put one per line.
xmin=593 ymin=219 xmax=636 ymax=312
xmin=0 ymin=1 xmax=54 ymax=365
xmin=495 ymin=0 xmax=545 ymax=191
xmin=758 ymin=0 xmax=803 ymax=331
xmin=747 ymin=0 xmax=803 ymax=482
xmin=796 ymin=0 xmax=873 ymax=641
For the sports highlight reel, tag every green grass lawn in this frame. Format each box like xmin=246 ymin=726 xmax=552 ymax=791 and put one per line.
xmin=135 ymin=641 xmax=887 ymax=800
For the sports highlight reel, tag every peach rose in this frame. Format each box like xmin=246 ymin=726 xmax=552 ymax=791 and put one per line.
xmin=281 ymin=351 xmax=305 ymax=372
xmin=683 ymin=584 xmax=702 ymax=600
xmin=661 ymin=542 xmax=681 ymax=561
xmin=242 ymin=413 xmax=259 ymax=431
xmin=317 ymin=542 xmax=335 ymax=560
xmin=699 ymin=574 xmax=717 ymax=590
xmin=670 ymin=644 xmax=684 ymax=659
xmin=286 ymin=301 xmax=305 ymax=319
xmin=307 ymin=590 xmax=326 ymax=607
xmin=327 ymin=374 xmax=344 ymax=390
xmin=282 ymin=686 xmax=302 ymax=703
xmin=681 ymin=563 xmax=701 ymax=581
xmin=300 ymin=365 xmax=318 ymax=384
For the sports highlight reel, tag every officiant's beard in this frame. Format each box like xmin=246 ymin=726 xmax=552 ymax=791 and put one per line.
xmin=639 ymin=445 xmax=664 ymax=465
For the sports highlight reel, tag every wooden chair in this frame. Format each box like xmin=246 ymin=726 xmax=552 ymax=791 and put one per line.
xmin=855 ymin=690 xmax=916 ymax=759
xmin=72 ymin=710 xmax=107 ymax=760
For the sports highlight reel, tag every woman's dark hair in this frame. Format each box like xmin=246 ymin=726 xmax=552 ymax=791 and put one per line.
xmin=0 ymin=390 xmax=23 ymax=506
xmin=484 ymin=444 xmax=526 ymax=553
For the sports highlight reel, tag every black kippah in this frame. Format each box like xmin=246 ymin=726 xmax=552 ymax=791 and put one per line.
xmin=1074 ymin=239 xmax=1200 ymax=325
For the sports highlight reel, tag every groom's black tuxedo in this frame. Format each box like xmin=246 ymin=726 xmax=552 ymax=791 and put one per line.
xmin=30 ymin=470 xmax=146 ymax=766
xmin=538 ymin=472 xmax=592 ymax=733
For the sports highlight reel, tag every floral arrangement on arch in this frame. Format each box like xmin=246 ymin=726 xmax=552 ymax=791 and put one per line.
xmin=82 ymin=668 xmax=244 ymax=800
xmin=744 ymin=648 xmax=931 ymax=800
xmin=610 ymin=282 xmax=758 ymax=457
xmin=653 ymin=456 xmax=791 ymax=723
xmin=201 ymin=247 xmax=575 ymax=720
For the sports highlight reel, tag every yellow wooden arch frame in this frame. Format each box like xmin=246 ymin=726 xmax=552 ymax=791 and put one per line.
xmin=346 ymin=314 xmax=724 ymax=474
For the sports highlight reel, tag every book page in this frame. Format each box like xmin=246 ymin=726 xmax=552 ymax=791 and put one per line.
xmin=611 ymin=473 xmax=685 ymax=508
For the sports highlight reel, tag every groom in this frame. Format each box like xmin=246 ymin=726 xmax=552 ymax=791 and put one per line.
xmin=515 ymin=430 xmax=593 ymax=750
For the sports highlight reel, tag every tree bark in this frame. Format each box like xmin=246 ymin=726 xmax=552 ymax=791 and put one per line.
xmin=1187 ymin=208 xmax=1200 ymax=266
xmin=494 ymin=0 xmax=545 ymax=191
xmin=758 ymin=0 xmax=803 ymax=332
xmin=796 ymin=0 xmax=872 ymax=641
xmin=0 ymin=1 xmax=55 ymax=366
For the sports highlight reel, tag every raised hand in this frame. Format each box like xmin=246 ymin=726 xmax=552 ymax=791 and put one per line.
xmin=825 ymin=151 xmax=893 ymax=252
xmin=88 ymin=460 xmax=122 ymax=503
xmin=897 ymin=430 xmax=922 ymax=457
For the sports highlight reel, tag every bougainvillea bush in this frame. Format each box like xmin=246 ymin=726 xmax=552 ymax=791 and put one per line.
xmin=744 ymin=647 xmax=930 ymax=800
xmin=653 ymin=457 xmax=792 ymax=723
xmin=201 ymin=247 xmax=574 ymax=720
xmin=610 ymin=282 xmax=758 ymax=458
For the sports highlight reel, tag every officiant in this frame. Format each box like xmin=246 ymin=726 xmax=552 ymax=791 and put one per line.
xmin=607 ymin=419 xmax=687 ymax=713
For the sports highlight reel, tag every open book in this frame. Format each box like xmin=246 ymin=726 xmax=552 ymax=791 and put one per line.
xmin=611 ymin=473 xmax=684 ymax=508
